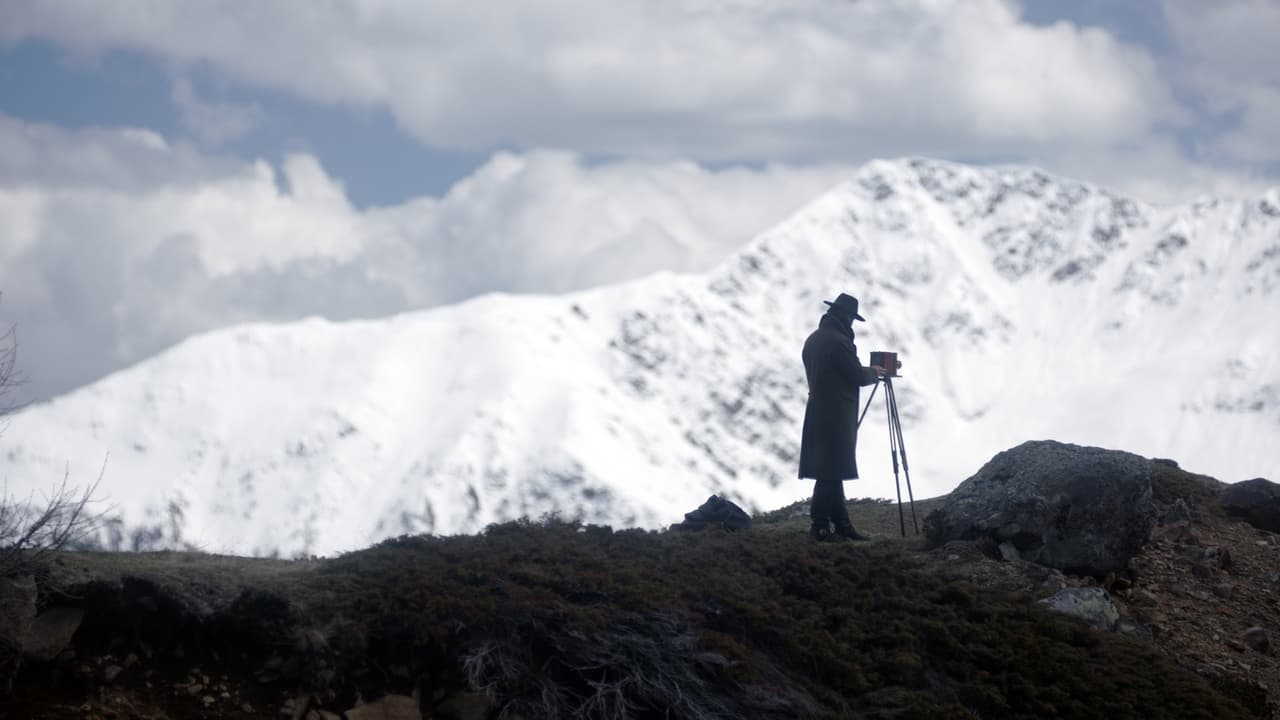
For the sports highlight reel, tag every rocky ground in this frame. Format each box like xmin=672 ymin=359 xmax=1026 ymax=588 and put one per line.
xmin=926 ymin=507 xmax=1280 ymax=717
xmin=742 ymin=453 xmax=1280 ymax=718
xmin=1121 ymin=505 xmax=1279 ymax=716
xmin=2 ymin=453 xmax=1277 ymax=719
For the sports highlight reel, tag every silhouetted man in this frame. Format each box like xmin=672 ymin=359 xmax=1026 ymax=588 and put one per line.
xmin=798 ymin=293 xmax=886 ymax=541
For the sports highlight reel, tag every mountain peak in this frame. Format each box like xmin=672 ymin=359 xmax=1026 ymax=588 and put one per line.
xmin=3 ymin=158 xmax=1276 ymax=556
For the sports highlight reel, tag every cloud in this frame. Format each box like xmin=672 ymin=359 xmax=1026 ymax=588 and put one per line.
xmin=0 ymin=115 xmax=851 ymax=404
xmin=1162 ymin=0 xmax=1280 ymax=166
xmin=170 ymin=76 xmax=262 ymax=145
xmin=0 ymin=113 xmax=242 ymax=191
xmin=0 ymin=0 xmax=1183 ymax=163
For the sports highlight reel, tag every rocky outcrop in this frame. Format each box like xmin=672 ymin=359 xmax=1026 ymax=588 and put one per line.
xmin=671 ymin=495 xmax=752 ymax=531
xmin=1040 ymin=587 xmax=1119 ymax=631
xmin=23 ymin=607 xmax=85 ymax=662
xmin=0 ymin=575 xmax=38 ymax=693
xmin=924 ymin=440 xmax=1155 ymax=575
xmin=1218 ymin=478 xmax=1280 ymax=533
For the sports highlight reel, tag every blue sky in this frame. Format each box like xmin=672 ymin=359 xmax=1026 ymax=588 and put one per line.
xmin=1 ymin=0 xmax=1277 ymax=402
xmin=0 ymin=39 xmax=488 ymax=206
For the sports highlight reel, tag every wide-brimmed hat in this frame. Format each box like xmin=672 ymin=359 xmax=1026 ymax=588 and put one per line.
xmin=823 ymin=293 xmax=866 ymax=321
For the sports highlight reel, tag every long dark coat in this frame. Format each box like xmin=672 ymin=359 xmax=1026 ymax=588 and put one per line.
xmin=798 ymin=313 xmax=878 ymax=482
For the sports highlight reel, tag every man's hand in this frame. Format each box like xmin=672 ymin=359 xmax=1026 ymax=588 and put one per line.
xmin=870 ymin=365 xmax=888 ymax=378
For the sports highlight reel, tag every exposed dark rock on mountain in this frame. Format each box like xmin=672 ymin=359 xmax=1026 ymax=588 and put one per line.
xmin=1220 ymin=478 xmax=1280 ymax=533
xmin=923 ymin=440 xmax=1156 ymax=575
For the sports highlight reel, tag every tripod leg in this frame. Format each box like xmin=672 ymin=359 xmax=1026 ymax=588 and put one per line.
xmin=885 ymin=381 xmax=916 ymax=532
xmin=886 ymin=381 xmax=905 ymax=537
xmin=857 ymin=379 xmax=880 ymax=429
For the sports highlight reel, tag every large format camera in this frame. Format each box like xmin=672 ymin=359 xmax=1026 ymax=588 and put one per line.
xmin=869 ymin=351 xmax=901 ymax=377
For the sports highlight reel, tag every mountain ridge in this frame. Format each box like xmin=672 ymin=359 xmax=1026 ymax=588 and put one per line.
xmin=3 ymin=157 xmax=1277 ymax=556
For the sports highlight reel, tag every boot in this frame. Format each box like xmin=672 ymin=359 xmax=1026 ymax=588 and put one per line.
xmin=833 ymin=523 xmax=872 ymax=541
xmin=809 ymin=523 xmax=832 ymax=542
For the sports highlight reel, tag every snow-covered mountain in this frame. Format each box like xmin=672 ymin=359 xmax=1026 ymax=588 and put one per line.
xmin=4 ymin=158 xmax=1278 ymax=556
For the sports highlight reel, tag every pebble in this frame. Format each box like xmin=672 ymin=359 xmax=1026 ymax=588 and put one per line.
xmin=1243 ymin=626 xmax=1270 ymax=654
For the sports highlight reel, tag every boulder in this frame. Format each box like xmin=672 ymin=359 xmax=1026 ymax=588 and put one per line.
xmin=0 ymin=575 xmax=38 ymax=693
xmin=23 ymin=606 xmax=85 ymax=662
xmin=1116 ymin=617 xmax=1153 ymax=641
xmin=0 ymin=575 xmax=37 ymax=652
xmin=672 ymin=495 xmax=751 ymax=531
xmin=924 ymin=441 xmax=1155 ymax=575
xmin=434 ymin=692 xmax=493 ymax=720
xmin=1218 ymin=478 xmax=1280 ymax=533
xmin=1243 ymin=626 xmax=1270 ymax=654
xmin=1039 ymin=587 xmax=1119 ymax=631
xmin=348 ymin=694 xmax=423 ymax=720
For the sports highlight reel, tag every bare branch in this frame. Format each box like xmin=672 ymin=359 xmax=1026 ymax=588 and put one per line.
xmin=0 ymin=294 xmax=107 ymax=575
xmin=0 ymin=458 xmax=109 ymax=575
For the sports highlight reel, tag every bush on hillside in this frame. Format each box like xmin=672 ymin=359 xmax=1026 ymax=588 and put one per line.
xmin=293 ymin=519 xmax=1256 ymax=719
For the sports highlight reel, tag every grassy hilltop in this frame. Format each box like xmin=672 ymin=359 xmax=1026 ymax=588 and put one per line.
xmin=6 ymin=465 xmax=1268 ymax=719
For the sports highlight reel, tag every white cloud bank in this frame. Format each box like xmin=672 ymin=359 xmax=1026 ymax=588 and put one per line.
xmin=0 ymin=115 xmax=851 ymax=403
xmin=1162 ymin=0 xmax=1280 ymax=167
xmin=5 ymin=0 xmax=1275 ymax=201
xmin=0 ymin=2 xmax=1210 ymax=159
